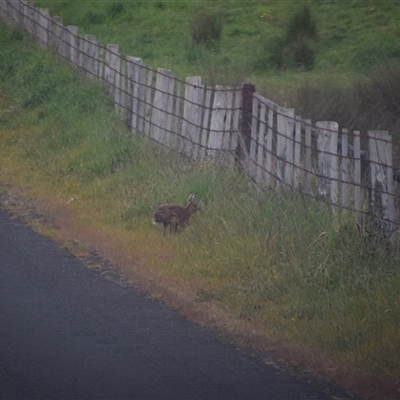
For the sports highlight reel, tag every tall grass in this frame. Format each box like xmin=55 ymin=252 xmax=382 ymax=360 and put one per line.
xmin=1 ymin=23 xmax=400 ymax=393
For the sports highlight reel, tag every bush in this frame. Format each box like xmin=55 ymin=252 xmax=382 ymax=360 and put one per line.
xmin=265 ymin=4 xmax=317 ymax=71
xmin=189 ymin=7 xmax=223 ymax=46
xmin=292 ymin=62 xmax=400 ymax=148
xmin=109 ymin=2 xmax=125 ymax=18
xmin=286 ymin=3 xmax=317 ymax=43
xmin=85 ymin=10 xmax=105 ymax=25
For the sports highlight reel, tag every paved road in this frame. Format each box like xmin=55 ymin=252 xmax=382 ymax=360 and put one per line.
xmin=0 ymin=208 xmax=360 ymax=400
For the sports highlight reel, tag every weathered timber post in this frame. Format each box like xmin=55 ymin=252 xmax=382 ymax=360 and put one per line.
xmin=316 ymin=121 xmax=339 ymax=211
xmin=127 ymin=56 xmax=145 ymax=132
xmin=238 ymin=83 xmax=255 ymax=169
xmin=277 ymin=108 xmax=295 ymax=189
xmin=66 ymin=26 xmax=78 ymax=66
xmin=151 ymin=68 xmax=174 ymax=147
xmin=182 ymin=76 xmax=203 ymax=159
xmin=37 ymin=8 xmax=49 ymax=49
xmin=303 ymin=119 xmax=312 ymax=194
xmin=368 ymin=131 xmax=396 ymax=245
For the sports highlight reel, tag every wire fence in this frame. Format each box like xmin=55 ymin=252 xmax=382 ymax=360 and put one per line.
xmin=1 ymin=0 xmax=399 ymax=244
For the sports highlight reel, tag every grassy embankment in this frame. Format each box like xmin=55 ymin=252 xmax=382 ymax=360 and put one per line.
xmin=1 ymin=0 xmax=400 ymax=397
xmin=32 ymin=0 xmax=400 ymax=148
xmin=32 ymin=0 xmax=400 ymax=82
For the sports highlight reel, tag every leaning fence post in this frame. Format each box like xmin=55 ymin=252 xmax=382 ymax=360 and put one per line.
xmin=304 ymin=119 xmax=312 ymax=194
xmin=37 ymin=8 xmax=49 ymax=49
xmin=353 ymin=130 xmax=361 ymax=218
xmin=239 ymin=83 xmax=255 ymax=169
xmin=127 ymin=56 xmax=145 ymax=132
xmin=368 ymin=131 xmax=396 ymax=245
xmin=66 ymin=26 xmax=78 ymax=66
xmin=105 ymin=44 xmax=120 ymax=113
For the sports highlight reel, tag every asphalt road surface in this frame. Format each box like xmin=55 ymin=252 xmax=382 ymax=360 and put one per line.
xmin=0 ymin=208 xmax=361 ymax=400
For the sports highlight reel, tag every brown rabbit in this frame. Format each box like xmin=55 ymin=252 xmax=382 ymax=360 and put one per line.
xmin=154 ymin=192 xmax=199 ymax=235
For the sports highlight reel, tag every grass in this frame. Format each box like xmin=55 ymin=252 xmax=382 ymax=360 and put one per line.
xmin=31 ymin=0 xmax=400 ymax=85
xmin=28 ymin=0 xmax=400 ymax=145
xmin=1 ymin=12 xmax=400 ymax=400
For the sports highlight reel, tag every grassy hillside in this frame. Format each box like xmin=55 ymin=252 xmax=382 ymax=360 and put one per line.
xmin=32 ymin=0 xmax=400 ymax=83
xmin=31 ymin=0 xmax=400 ymax=143
xmin=1 ymin=2 xmax=400 ymax=398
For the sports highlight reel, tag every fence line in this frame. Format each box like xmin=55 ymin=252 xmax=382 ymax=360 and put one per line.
xmin=0 ymin=0 xmax=398 ymax=244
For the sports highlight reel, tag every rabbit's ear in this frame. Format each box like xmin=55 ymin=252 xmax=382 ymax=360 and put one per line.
xmin=188 ymin=192 xmax=195 ymax=202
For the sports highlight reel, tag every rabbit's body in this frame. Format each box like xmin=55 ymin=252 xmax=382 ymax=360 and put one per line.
xmin=154 ymin=193 xmax=199 ymax=235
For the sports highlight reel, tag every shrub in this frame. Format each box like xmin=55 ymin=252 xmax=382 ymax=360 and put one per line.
xmin=109 ymin=2 xmax=125 ymax=18
xmin=286 ymin=3 xmax=317 ymax=43
xmin=85 ymin=10 xmax=105 ymax=25
xmin=353 ymin=62 xmax=400 ymax=130
xmin=292 ymin=62 xmax=400 ymax=149
xmin=189 ymin=7 xmax=223 ymax=46
xmin=265 ymin=4 xmax=317 ymax=71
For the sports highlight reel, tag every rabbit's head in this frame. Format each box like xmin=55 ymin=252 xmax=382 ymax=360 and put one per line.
xmin=187 ymin=192 xmax=200 ymax=214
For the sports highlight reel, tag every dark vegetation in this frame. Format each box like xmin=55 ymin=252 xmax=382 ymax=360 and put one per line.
xmin=293 ymin=63 xmax=400 ymax=143
xmin=268 ymin=4 xmax=318 ymax=70
xmin=189 ymin=5 xmax=223 ymax=46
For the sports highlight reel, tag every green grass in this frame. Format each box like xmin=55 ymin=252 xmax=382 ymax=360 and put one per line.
xmin=31 ymin=0 xmax=400 ymax=85
xmin=28 ymin=0 xmax=400 ymax=145
xmin=1 ymin=14 xmax=400 ymax=396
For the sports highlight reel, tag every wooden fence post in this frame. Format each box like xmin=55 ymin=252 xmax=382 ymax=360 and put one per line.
xmin=27 ymin=2 xmax=36 ymax=37
xmin=21 ymin=1 xmax=30 ymax=32
xmin=199 ymin=86 xmax=213 ymax=161
xmin=81 ymin=35 xmax=98 ymax=79
xmin=52 ymin=16 xmax=64 ymax=57
xmin=249 ymin=95 xmax=259 ymax=178
xmin=66 ymin=26 xmax=78 ymax=65
xmin=239 ymin=83 xmax=255 ymax=168
xmin=37 ymin=8 xmax=49 ymax=48
xmin=127 ymin=57 xmax=145 ymax=133
xmin=264 ymin=107 xmax=274 ymax=188
xmin=353 ymin=130 xmax=361 ymax=218
xmin=316 ymin=121 xmax=339 ymax=210
xmin=368 ymin=131 xmax=396 ymax=244
xmin=293 ymin=115 xmax=302 ymax=188
xmin=150 ymin=68 xmax=174 ymax=147
xmin=304 ymin=119 xmax=312 ymax=194
xmin=182 ymin=76 xmax=203 ymax=159
xmin=208 ymin=86 xmax=230 ymax=161
xmin=277 ymin=108 xmax=295 ymax=189
xmin=256 ymin=100 xmax=267 ymax=185
xmin=104 ymin=44 xmax=121 ymax=114
xmin=143 ymin=67 xmax=154 ymax=136
xmin=341 ymin=128 xmax=349 ymax=210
